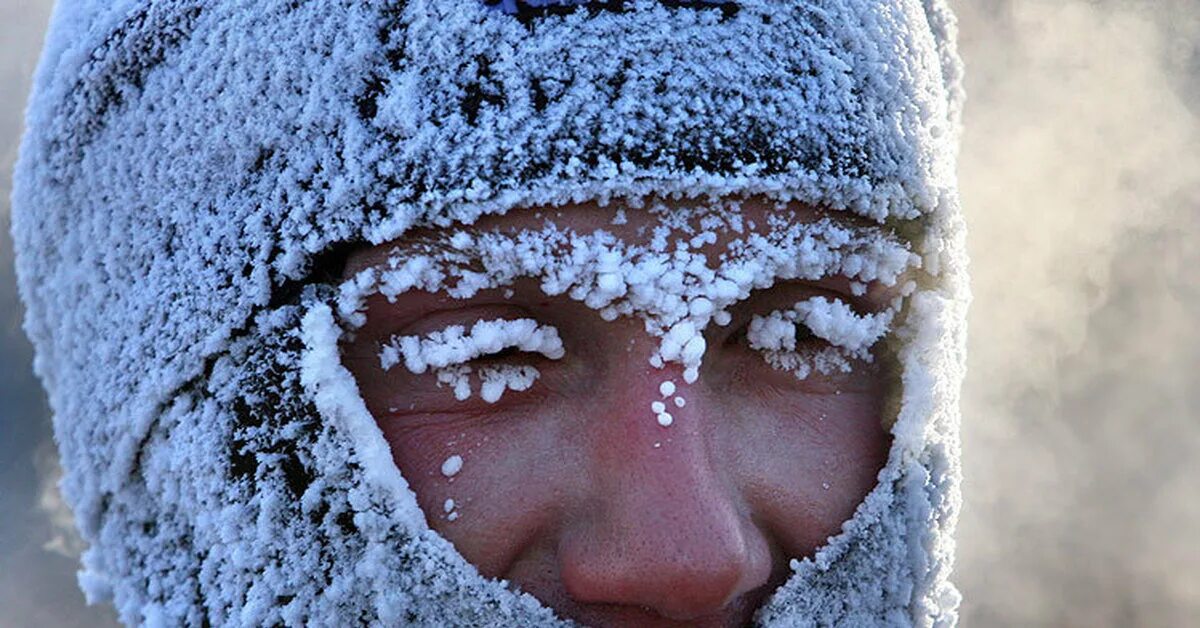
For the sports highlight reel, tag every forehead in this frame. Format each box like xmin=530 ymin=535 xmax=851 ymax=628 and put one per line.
xmin=343 ymin=197 xmax=886 ymax=277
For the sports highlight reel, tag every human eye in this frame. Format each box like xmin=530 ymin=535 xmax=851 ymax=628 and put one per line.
xmin=718 ymin=290 xmax=895 ymax=390
xmin=376 ymin=316 xmax=565 ymax=406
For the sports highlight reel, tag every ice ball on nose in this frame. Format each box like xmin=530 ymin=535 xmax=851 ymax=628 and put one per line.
xmin=659 ymin=320 xmax=698 ymax=362
xmin=680 ymin=335 xmax=706 ymax=366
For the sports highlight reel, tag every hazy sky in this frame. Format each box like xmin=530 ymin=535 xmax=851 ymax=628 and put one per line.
xmin=2 ymin=1 xmax=1197 ymax=626
xmin=2 ymin=3 xmax=121 ymax=624
xmin=955 ymin=1 xmax=1200 ymax=625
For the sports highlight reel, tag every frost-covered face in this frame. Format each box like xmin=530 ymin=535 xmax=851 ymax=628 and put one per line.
xmin=339 ymin=198 xmax=913 ymax=626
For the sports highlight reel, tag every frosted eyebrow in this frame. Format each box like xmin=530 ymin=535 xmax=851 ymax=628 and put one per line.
xmin=337 ymin=215 xmax=918 ymax=389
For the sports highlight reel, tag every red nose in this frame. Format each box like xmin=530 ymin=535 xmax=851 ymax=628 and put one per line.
xmin=557 ymin=358 xmax=774 ymax=622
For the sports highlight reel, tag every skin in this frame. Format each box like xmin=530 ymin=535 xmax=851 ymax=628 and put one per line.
xmin=340 ymin=199 xmax=895 ymax=627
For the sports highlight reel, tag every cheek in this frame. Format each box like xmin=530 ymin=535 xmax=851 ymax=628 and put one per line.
xmin=375 ymin=406 xmax=579 ymax=579
xmin=726 ymin=388 xmax=891 ymax=558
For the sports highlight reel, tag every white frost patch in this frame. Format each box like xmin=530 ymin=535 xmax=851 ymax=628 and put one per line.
xmin=436 ymin=365 xmax=473 ymax=401
xmin=440 ymin=455 xmax=463 ymax=478
xmin=659 ymin=380 xmax=676 ymax=397
xmin=299 ymin=304 xmax=423 ymax=526
xmin=449 ymin=231 xmax=473 ymax=250
xmin=478 ymin=365 xmax=540 ymax=404
xmin=379 ymin=318 xmax=564 ymax=373
xmin=443 ymin=498 xmax=460 ymax=522
xmin=794 ymin=297 xmax=893 ymax=355
xmin=656 ymin=412 xmax=674 ymax=427
xmin=746 ymin=296 xmax=896 ymax=380
xmin=379 ymin=318 xmax=562 ymax=402
xmin=338 ymin=213 xmax=916 ymax=394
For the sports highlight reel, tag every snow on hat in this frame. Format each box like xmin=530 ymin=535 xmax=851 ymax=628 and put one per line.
xmin=12 ymin=0 xmax=967 ymax=624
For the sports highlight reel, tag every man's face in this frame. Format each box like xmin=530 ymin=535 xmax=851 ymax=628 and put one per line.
xmin=340 ymin=199 xmax=902 ymax=627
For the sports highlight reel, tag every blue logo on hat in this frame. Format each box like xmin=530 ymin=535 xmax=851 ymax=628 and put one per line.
xmin=483 ymin=0 xmax=736 ymax=17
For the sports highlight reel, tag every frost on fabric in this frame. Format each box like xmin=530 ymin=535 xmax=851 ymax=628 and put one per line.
xmin=485 ymin=0 xmax=734 ymax=17
xmin=10 ymin=0 xmax=966 ymax=624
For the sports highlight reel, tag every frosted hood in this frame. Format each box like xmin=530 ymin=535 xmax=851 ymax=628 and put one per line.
xmin=12 ymin=0 xmax=967 ymax=625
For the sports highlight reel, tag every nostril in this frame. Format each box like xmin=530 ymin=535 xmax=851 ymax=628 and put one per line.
xmin=648 ymin=557 xmax=751 ymax=621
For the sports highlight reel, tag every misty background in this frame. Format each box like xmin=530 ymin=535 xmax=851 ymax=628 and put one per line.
xmin=2 ymin=0 xmax=1197 ymax=625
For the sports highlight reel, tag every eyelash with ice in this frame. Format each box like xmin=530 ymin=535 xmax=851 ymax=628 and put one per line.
xmin=378 ymin=318 xmax=565 ymax=403
xmin=743 ymin=296 xmax=894 ymax=380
